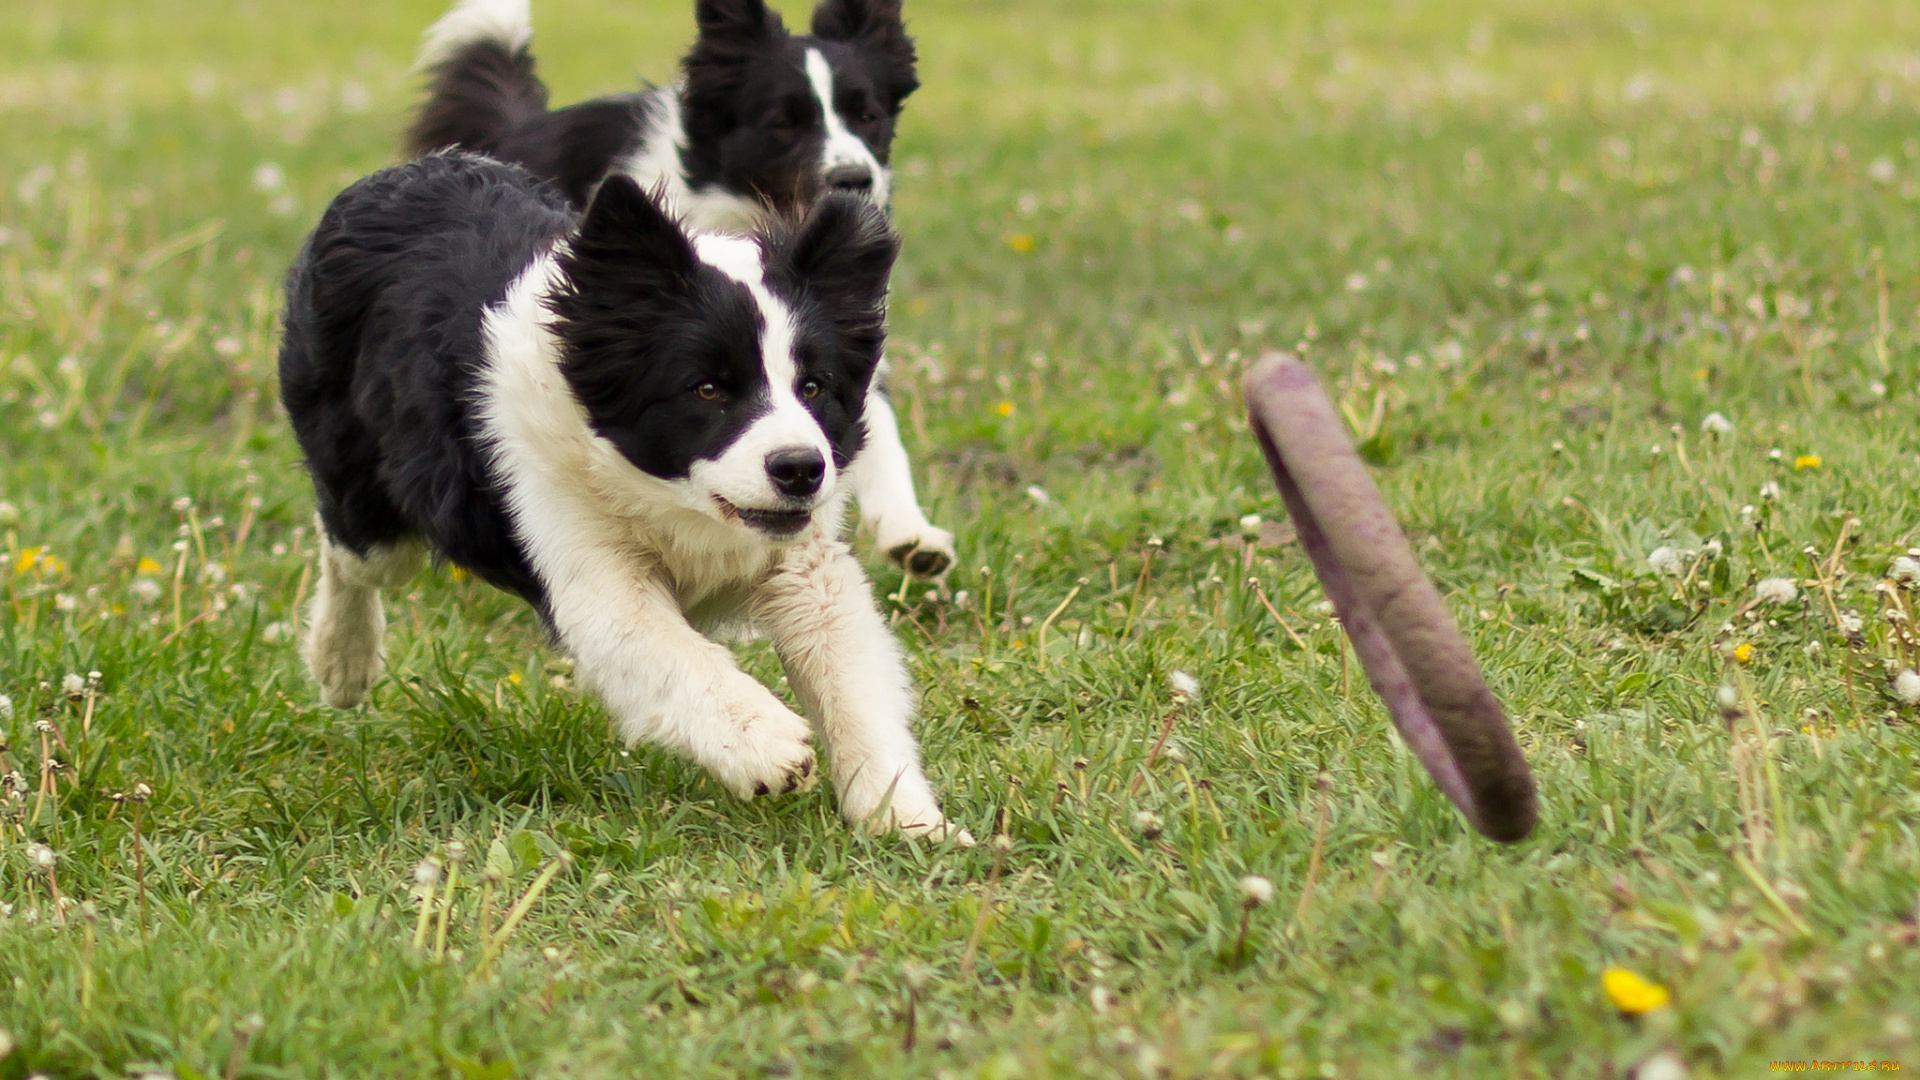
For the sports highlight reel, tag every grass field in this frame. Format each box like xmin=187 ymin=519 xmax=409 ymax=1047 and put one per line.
xmin=4 ymin=0 xmax=1920 ymax=1075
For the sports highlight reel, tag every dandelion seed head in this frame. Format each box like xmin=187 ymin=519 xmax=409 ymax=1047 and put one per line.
xmin=1025 ymin=485 xmax=1051 ymax=506
xmin=61 ymin=673 xmax=85 ymax=697
xmin=1890 ymin=556 xmax=1919 ymax=586
xmin=991 ymin=833 xmax=1014 ymax=854
xmin=0 ymin=696 xmax=11 ymax=721
xmin=1895 ymin=670 xmax=1920 ymax=706
xmin=413 ymin=859 xmax=441 ymax=887
xmin=251 ymin=162 xmax=285 ymax=193
xmin=1239 ymin=875 xmax=1274 ymax=907
xmin=1239 ymin=513 xmax=1263 ymax=536
xmin=1647 ymin=545 xmax=1685 ymax=576
xmin=1699 ymin=412 xmax=1734 ymax=436
xmin=1838 ymin=610 xmax=1865 ymax=638
xmin=1753 ymin=577 xmax=1798 ymax=605
xmin=1759 ymin=480 xmax=1782 ymax=501
xmin=1169 ymin=671 xmax=1200 ymax=700
xmin=0 ymin=501 xmax=17 ymax=526
xmin=26 ymin=843 xmax=55 ymax=870
xmin=130 ymin=578 xmax=163 ymax=604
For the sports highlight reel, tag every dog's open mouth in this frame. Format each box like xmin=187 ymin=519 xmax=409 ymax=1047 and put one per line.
xmin=715 ymin=499 xmax=813 ymax=537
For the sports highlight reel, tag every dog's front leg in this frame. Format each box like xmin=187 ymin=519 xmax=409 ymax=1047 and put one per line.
xmin=547 ymin=556 xmax=816 ymax=800
xmin=852 ymin=361 xmax=955 ymax=579
xmin=753 ymin=539 xmax=970 ymax=843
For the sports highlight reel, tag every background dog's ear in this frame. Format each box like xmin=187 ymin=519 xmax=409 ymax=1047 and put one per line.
xmin=780 ymin=193 xmax=899 ymax=361
xmin=810 ymin=0 xmax=918 ymax=108
xmin=551 ymin=175 xmax=698 ymax=329
xmin=695 ymin=0 xmax=786 ymax=47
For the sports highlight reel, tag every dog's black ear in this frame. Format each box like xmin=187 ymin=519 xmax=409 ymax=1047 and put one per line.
xmin=550 ymin=176 xmax=698 ymax=326
xmin=695 ymin=0 xmax=785 ymax=46
xmin=779 ymin=193 xmax=898 ymax=363
xmin=811 ymin=0 xmax=918 ymax=107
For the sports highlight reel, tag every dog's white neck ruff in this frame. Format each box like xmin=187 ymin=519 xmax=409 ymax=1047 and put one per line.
xmin=617 ymin=89 xmax=770 ymax=236
xmin=475 ymin=249 xmax=845 ymax=613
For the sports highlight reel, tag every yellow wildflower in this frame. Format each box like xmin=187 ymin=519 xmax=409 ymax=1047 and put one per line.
xmin=451 ymin=566 xmax=470 ymax=582
xmin=14 ymin=547 xmax=41 ymax=576
xmin=136 ymin=557 xmax=163 ymax=575
xmin=993 ymin=401 xmax=1015 ymax=417
xmin=1793 ymin=455 xmax=1821 ymax=470
xmin=1007 ymin=233 xmax=1036 ymax=253
xmin=1602 ymin=967 xmax=1671 ymax=1014
xmin=1733 ymin=643 xmax=1754 ymax=665
xmin=507 ymin=672 xmax=522 ymax=684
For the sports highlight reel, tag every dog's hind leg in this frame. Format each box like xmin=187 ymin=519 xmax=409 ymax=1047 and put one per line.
xmin=754 ymin=538 xmax=970 ymax=844
xmin=852 ymin=362 xmax=955 ymax=579
xmin=303 ymin=527 xmax=425 ymax=708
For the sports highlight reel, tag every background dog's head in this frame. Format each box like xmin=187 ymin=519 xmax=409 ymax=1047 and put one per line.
xmin=678 ymin=0 xmax=917 ymax=222
xmin=548 ymin=176 xmax=898 ymax=539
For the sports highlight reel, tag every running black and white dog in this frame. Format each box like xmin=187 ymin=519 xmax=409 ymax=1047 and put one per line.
xmin=406 ymin=0 xmax=955 ymax=579
xmin=278 ymin=152 xmax=964 ymax=841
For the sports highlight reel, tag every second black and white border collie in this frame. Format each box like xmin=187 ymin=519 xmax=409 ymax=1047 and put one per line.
xmin=406 ymin=0 xmax=955 ymax=578
xmin=278 ymin=152 xmax=965 ymax=841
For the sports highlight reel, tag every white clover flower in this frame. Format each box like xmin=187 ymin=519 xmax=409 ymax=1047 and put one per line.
xmin=1699 ymin=412 xmax=1734 ymax=436
xmin=1647 ymin=546 xmax=1685 ymax=576
xmin=1890 ymin=556 xmax=1920 ymax=586
xmin=1753 ymin=577 xmax=1798 ymax=605
xmin=1025 ymin=485 xmax=1051 ymax=506
xmin=1895 ymin=670 xmax=1920 ymax=706
xmin=1239 ymin=875 xmax=1274 ymax=907
xmin=1169 ymin=671 xmax=1200 ymax=700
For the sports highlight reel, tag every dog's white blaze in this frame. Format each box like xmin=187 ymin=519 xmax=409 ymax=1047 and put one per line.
xmin=415 ymin=0 xmax=532 ymax=72
xmin=804 ymin=49 xmax=892 ymax=208
xmin=688 ymin=234 xmax=835 ymax=514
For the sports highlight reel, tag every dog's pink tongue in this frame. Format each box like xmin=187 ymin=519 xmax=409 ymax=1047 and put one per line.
xmin=1245 ymin=353 xmax=1537 ymax=842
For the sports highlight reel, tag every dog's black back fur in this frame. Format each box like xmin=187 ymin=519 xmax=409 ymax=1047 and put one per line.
xmin=406 ymin=0 xmax=917 ymax=216
xmin=279 ymin=153 xmax=573 ymax=608
xmin=406 ymin=36 xmax=655 ymax=209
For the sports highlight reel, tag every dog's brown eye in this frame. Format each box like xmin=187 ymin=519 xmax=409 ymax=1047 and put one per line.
xmin=800 ymin=378 xmax=822 ymax=400
xmin=697 ymin=383 xmax=721 ymax=401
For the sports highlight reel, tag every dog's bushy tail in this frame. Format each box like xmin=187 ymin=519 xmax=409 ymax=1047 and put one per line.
xmin=406 ymin=0 xmax=547 ymax=159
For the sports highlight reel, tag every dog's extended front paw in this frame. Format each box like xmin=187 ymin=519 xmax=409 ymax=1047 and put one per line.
xmin=841 ymin=768 xmax=969 ymax=843
xmin=877 ymin=518 xmax=956 ymax=580
xmin=303 ymin=609 xmax=385 ymax=709
xmin=710 ymin=693 xmax=818 ymax=801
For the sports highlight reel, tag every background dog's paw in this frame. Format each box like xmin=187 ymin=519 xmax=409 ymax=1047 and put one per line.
xmin=879 ymin=520 xmax=956 ymax=579
xmin=309 ymin=647 xmax=382 ymax=709
xmin=713 ymin=695 xmax=818 ymax=801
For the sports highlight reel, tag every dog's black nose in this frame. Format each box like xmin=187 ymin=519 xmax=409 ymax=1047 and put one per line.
xmin=825 ymin=164 xmax=873 ymax=193
xmin=766 ymin=448 xmax=826 ymax=499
